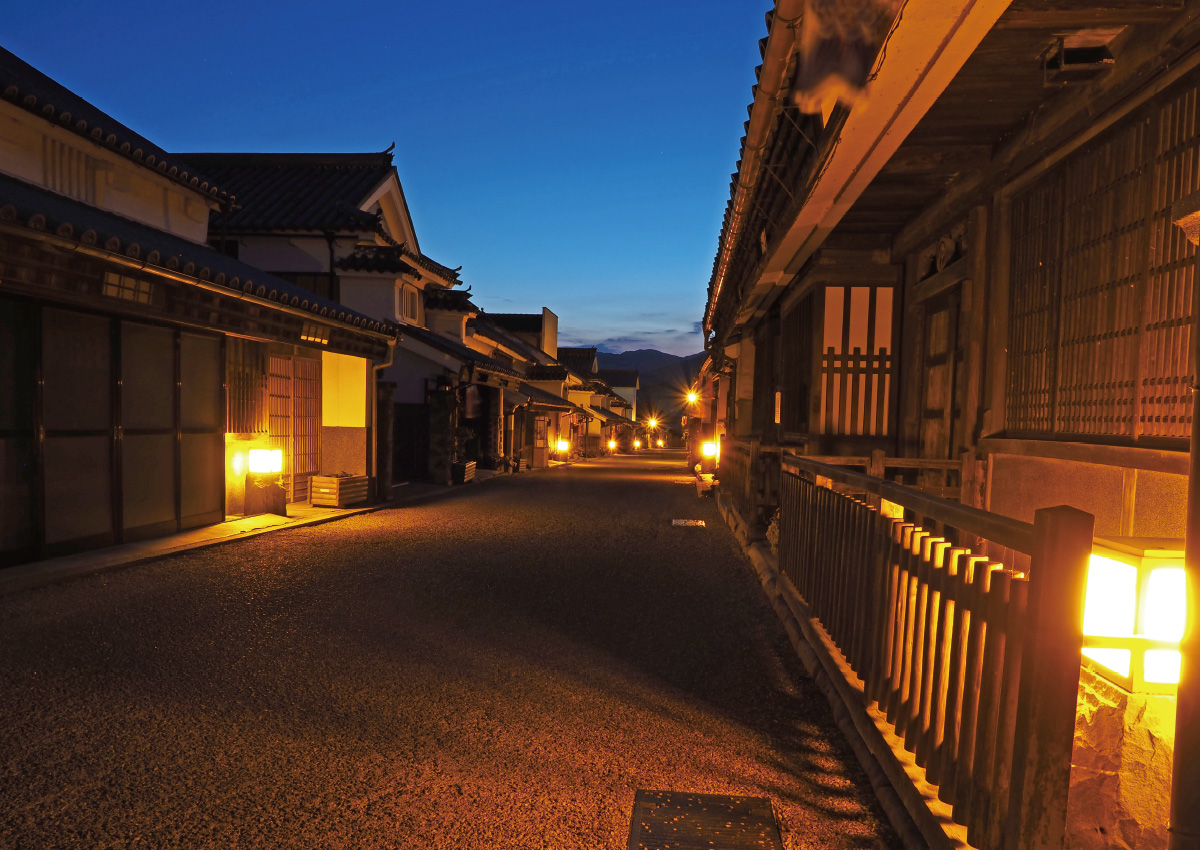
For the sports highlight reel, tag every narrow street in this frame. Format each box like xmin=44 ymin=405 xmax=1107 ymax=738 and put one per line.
xmin=1 ymin=453 xmax=898 ymax=850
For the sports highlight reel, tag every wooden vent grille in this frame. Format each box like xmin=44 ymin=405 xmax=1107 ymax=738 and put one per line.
xmin=1007 ymin=82 xmax=1200 ymax=441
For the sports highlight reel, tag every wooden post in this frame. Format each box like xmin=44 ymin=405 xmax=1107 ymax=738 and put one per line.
xmin=1169 ymin=192 xmax=1200 ymax=850
xmin=1005 ymin=505 xmax=1094 ymax=850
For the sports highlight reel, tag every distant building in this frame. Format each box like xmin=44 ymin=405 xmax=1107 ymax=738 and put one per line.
xmin=597 ymin=369 xmax=639 ymax=420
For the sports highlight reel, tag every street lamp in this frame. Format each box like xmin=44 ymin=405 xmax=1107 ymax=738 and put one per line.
xmin=686 ymin=390 xmax=699 ymax=405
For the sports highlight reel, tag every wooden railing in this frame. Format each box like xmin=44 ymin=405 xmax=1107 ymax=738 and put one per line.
xmin=718 ymin=439 xmax=753 ymax=521
xmin=779 ymin=455 xmax=1094 ymax=850
xmin=801 ymin=449 xmax=969 ymax=503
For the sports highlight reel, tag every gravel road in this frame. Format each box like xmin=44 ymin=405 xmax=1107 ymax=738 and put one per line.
xmin=0 ymin=452 xmax=899 ymax=849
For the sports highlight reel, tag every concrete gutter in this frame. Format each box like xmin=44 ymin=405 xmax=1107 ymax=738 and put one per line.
xmin=714 ymin=491 xmax=969 ymax=850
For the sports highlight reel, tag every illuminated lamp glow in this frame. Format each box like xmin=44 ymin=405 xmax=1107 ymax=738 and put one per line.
xmin=1083 ymin=547 xmax=1187 ymax=689
xmin=648 ymin=418 xmax=658 ymax=428
xmin=231 ymin=453 xmax=245 ymax=475
xmin=607 ymin=440 xmax=616 ymax=450
xmin=1145 ymin=650 xmax=1183 ymax=684
xmin=1082 ymin=554 xmax=1137 ymax=637
xmin=687 ymin=391 xmax=698 ymax=404
xmin=1143 ymin=567 xmax=1186 ymax=641
xmin=634 ymin=439 xmax=641 ymax=448
xmin=557 ymin=440 xmax=570 ymax=453
xmin=1082 ymin=647 xmax=1132 ymax=678
xmin=657 ymin=439 xmax=663 ymax=447
xmin=701 ymin=442 xmax=717 ymax=458
xmin=248 ymin=448 xmax=283 ymax=474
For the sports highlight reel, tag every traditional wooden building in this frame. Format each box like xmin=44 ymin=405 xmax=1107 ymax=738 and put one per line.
xmin=0 ymin=48 xmax=394 ymax=566
xmin=701 ymin=2 xmax=1200 ymax=848
xmin=703 ymin=0 xmax=1200 ymax=534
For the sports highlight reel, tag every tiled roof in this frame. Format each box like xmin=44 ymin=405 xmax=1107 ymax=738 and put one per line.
xmin=335 ymin=245 xmax=417 ymax=275
xmin=471 ymin=316 xmax=555 ymax=366
xmin=525 ymin=364 xmax=569 ymax=382
xmin=588 ymin=406 xmax=627 ymax=425
xmin=402 ymin=247 xmax=460 ymax=282
xmin=488 ymin=313 xmax=544 ymax=334
xmin=176 ymin=152 xmax=394 ymax=232
xmin=598 ymin=368 xmax=639 ymax=388
xmin=399 ymin=322 xmax=520 ymax=378
xmin=518 ymin=381 xmax=573 ymax=411
xmin=0 ymin=172 xmax=394 ymax=337
xmin=557 ymin=346 xmax=597 ymax=378
xmin=423 ymin=285 xmax=477 ymax=313
xmin=0 ymin=48 xmax=228 ymax=202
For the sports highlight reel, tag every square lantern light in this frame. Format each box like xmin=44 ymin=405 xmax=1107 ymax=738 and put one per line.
xmin=1082 ymin=537 xmax=1187 ymax=694
xmin=248 ymin=448 xmax=283 ymax=474
xmin=556 ymin=440 xmax=570 ymax=453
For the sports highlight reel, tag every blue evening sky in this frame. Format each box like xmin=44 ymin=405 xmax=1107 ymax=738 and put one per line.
xmin=5 ymin=1 xmax=766 ymax=355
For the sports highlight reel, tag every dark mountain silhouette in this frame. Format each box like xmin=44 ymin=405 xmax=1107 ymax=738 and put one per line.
xmin=597 ymin=349 xmax=706 ymax=426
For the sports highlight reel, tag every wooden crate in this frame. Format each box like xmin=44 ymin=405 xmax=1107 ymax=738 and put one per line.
xmin=310 ymin=475 xmax=369 ymax=508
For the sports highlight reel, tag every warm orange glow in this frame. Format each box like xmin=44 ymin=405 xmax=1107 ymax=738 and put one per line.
xmin=656 ymin=439 xmax=664 ymax=447
xmin=231 ymin=453 xmax=245 ymax=475
xmin=1082 ymin=554 xmax=1137 ymax=638
xmin=634 ymin=439 xmax=641 ymax=448
xmin=607 ymin=440 xmax=616 ymax=450
xmin=1144 ymin=568 xmax=1186 ymax=641
xmin=248 ymin=448 xmax=283 ymax=474
xmin=701 ymin=442 xmax=717 ymax=458
xmin=557 ymin=440 xmax=570 ymax=453
xmin=648 ymin=418 xmax=658 ymax=429
xmin=687 ymin=391 xmax=698 ymax=404
xmin=1083 ymin=545 xmax=1187 ymax=690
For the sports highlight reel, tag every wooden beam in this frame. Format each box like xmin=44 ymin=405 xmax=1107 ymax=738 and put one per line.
xmin=994 ymin=6 xmax=1183 ymax=29
xmin=895 ymin=0 xmax=1200 ymax=258
xmin=879 ymin=144 xmax=994 ymax=176
xmin=976 ymin=436 xmax=1189 ymax=474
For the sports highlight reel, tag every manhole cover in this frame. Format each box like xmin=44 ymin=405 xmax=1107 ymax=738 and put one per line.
xmin=671 ymin=519 xmax=705 ymax=527
xmin=627 ymin=790 xmax=783 ymax=850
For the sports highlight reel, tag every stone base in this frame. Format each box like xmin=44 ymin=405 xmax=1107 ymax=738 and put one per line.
xmin=1067 ymin=665 xmax=1175 ymax=850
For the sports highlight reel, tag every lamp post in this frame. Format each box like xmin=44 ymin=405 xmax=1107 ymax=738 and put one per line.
xmin=1169 ymin=193 xmax=1200 ymax=850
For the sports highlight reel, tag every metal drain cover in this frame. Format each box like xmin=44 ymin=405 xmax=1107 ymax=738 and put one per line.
xmin=627 ymin=790 xmax=783 ymax=850
xmin=671 ymin=519 xmax=705 ymax=527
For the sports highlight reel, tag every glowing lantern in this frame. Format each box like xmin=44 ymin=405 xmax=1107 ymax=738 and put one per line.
xmin=557 ymin=440 xmax=570 ymax=453
xmin=248 ymin=448 xmax=283 ymax=474
xmin=687 ymin=391 xmax=699 ymax=404
xmin=648 ymin=418 xmax=658 ymax=429
xmin=1082 ymin=537 xmax=1187 ymax=693
xmin=657 ymin=439 xmax=664 ymax=447
xmin=701 ymin=442 xmax=717 ymax=458
xmin=634 ymin=439 xmax=641 ymax=449
xmin=607 ymin=440 xmax=616 ymax=450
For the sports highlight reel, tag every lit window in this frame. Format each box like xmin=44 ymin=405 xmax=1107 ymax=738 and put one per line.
xmin=300 ymin=322 xmax=330 ymax=345
xmin=103 ymin=271 xmax=154 ymax=304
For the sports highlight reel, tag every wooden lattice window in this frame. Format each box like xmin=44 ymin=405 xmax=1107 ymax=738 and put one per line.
xmin=1007 ymin=81 xmax=1200 ymax=442
xmin=225 ymin=337 xmax=268 ymax=435
xmin=819 ymin=285 xmax=893 ymax=437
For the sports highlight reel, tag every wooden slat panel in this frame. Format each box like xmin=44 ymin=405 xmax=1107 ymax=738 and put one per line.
xmin=1008 ymin=79 xmax=1200 ymax=441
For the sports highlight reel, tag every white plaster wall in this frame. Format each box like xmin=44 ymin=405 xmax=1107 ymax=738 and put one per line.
xmin=387 ymin=348 xmax=453 ymax=404
xmin=340 ymin=277 xmax=398 ymax=323
xmin=0 ymin=101 xmax=212 ymax=243
xmin=235 ymin=235 xmax=344 ymax=274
